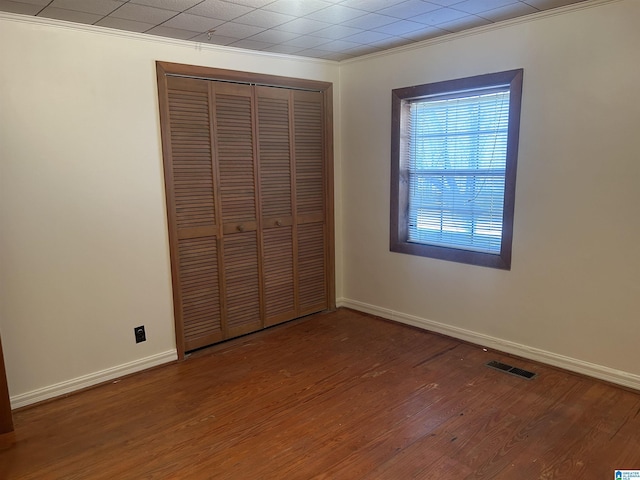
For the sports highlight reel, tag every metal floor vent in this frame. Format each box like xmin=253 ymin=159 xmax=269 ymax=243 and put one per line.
xmin=486 ymin=360 xmax=537 ymax=380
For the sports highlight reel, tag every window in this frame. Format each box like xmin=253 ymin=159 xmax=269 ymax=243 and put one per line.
xmin=390 ymin=69 xmax=523 ymax=270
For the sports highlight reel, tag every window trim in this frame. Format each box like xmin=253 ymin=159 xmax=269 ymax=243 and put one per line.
xmin=390 ymin=69 xmax=523 ymax=270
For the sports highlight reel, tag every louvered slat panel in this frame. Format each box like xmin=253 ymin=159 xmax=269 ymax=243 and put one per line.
xmin=167 ymin=78 xmax=216 ymax=230
xmin=178 ymin=236 xmax=223 ymax=348
xmin=263 ymin=226 xmax=295 ymax=324
xmin=294 ymin=91 xmax=324 ymax=218
xmin=214 ymin=85 xmax=257 ymax=224
xmin=293 ymin=90 xmax=327 ymax=315
xmin=257 ymin=89 xmax=292 ymax=219
xmin=160 ymin=67 xmax=332 ymax=355
xmin=297 ymin=223 xmax=327 ymax=314
xmin=223 ymin=232 xmax=261 ymax=334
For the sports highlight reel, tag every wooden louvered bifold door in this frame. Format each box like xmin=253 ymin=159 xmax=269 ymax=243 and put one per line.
xmin=165 ymin=76 xmax=224 ymax=351
xmin=158 ymin=63 xmax=333 ymax=356
xmin=293 ymin=90 xmax=328 ymax=315
xmin=213 ymin=82 xmax=263 ymax=338
xmin=256 ymin=87 xmax=296 ymax=326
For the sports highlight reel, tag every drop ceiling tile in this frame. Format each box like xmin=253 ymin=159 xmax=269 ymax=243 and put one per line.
xmin=345 ymin=44 xmax=385 ymax=55
xmin=233 ymin=9 xmax=295 ymax=28
xmin=370 ymin=36 xmax=414 ymax=49
xmin=0 ymin=0 xmax=593 ymax=62
xmin=190 ymin=32 xmax=238 ymax=44
xmin=340 ymin=12 xmax=398 ymax=30
xmin=478 ymin=2 xmax=538 ymax=21
xmin=0 ymin=0 xmax=42 ymax=15
xmin=337 ymin=0 xmax=405 ymax=13
xmin=147 ymin=25 xmax=200 ymax=39
xmin=48 ymin=0 xmax=123 ymax=15
xmin=38 ymin=7 xmax=103 ymax=24
xmin=129 ymin=0 xmax=202 ymax=11
xmin=324 ymin=51 xmax=357 ymax=61
xmin=358 ymin=48 xmax=387 ymax=58
xmin=185 ymin=0 xmax=252 ymax=21
xmin=230 ymin=0 xmax=274 ymax=7
xmin=5 ymin=0 xmax=49 ymax=5
xmin=163 ymin=12 xmax=225 ymax=31
xmin=311 ymin=24 xmax=364 ymax=39
xmin=261 ymin=44 xmax=305 ymax=54
xmin=281 ymin=35 xmax=331 ymax=48
xmin=401 ymin=25 xmax=449 ymax=39
xmin=95 ymin=16 xmax=155 ymax=32
xmin=343 ymin=30 xmax=392 ymax=44
xmin=263 ymin=0 xmax=331 ymax=16
xmin=229 ymin=38 xmax=275 ymax=50
xmin=412 ymin=7 xmax=470 ymax=25
xmin=111 ymin=3 xmax=176 ymax=23
xmin=247 ymin=29 xmax=300 ymax=43
xmin=314 ymin=38 xmax=362 ymax=52
xmin=428 ymin=0 xmax=467 ymax=5
xmin=378 ymin=0 xmax=441 ymax=19
xmin=209 ymin=20 xmax=264 ymax=38
xmin=452 ymin=0 xmax=518 ymax=14
xmin=436 ymin=14 xmax=491 ymax=31
xmin=295 ymin=48 xmax=344 ymax=60
xmin=303 ymin=4 xmax=366 ymax=24
xmin=274 ymin=17 xmax=331 ymax=34
xmin=524 ymin=0 xmax=582 ymax=9
xmin=373 ymin=19 xmax=425 ymax=35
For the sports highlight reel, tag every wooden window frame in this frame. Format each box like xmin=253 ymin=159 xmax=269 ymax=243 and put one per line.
xmin=390 ymin=69 xmax=523 ymax=270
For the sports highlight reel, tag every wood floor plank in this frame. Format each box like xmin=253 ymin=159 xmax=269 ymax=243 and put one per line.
xmin=1 ymin=308 xmax=639 ymax=479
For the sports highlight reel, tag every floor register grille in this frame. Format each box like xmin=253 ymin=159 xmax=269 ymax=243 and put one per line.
xmin=486 ymin=360 xmax=537 ymax=380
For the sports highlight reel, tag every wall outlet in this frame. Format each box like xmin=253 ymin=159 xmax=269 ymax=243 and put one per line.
xmin=134 ymin=326 xmax=146 ymax=343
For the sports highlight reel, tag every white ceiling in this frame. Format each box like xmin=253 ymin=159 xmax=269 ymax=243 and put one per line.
xmin=1 ymin=0 xmax=589 ymax=60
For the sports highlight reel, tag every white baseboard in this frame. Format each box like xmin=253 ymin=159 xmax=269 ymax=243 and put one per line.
xmin=11 ymin=350 xmax=178 ymax=409
xmin=337 ymin=298 xmax=640 ymax=391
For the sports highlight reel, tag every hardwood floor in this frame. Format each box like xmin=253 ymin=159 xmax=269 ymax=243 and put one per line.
xmin=1 ymin=308 xmax=639 ymax=479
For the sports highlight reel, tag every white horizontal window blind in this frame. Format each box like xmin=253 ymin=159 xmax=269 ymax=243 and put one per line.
xmin=406 ymin=88 xmax=511 ymax=254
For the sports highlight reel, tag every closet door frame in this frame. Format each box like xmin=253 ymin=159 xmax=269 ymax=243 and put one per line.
xmin=156 ymin=61 xmax=335 ymax=359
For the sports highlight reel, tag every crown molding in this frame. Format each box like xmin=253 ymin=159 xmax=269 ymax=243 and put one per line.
xmin=341 ymin=0 xmax=624 ymax=65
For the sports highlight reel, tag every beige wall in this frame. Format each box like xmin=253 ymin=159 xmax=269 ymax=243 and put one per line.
xmin=0 ymin=15 xmax=341 ymax=405
xmin=2 ymin=0 xmax=639 ymax=405
xmin=339 ymin=0 xmax=640 ymax=382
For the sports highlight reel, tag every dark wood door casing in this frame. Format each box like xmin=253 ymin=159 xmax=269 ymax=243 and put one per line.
xmin=156 ymin=62 xmax=335 ymax=358
xmin=0 ymin=335 xmax=13 ymax=434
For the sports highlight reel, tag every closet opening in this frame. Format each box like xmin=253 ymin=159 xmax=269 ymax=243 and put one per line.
xmin=156 ymin=62 xmax=335 ymax=359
